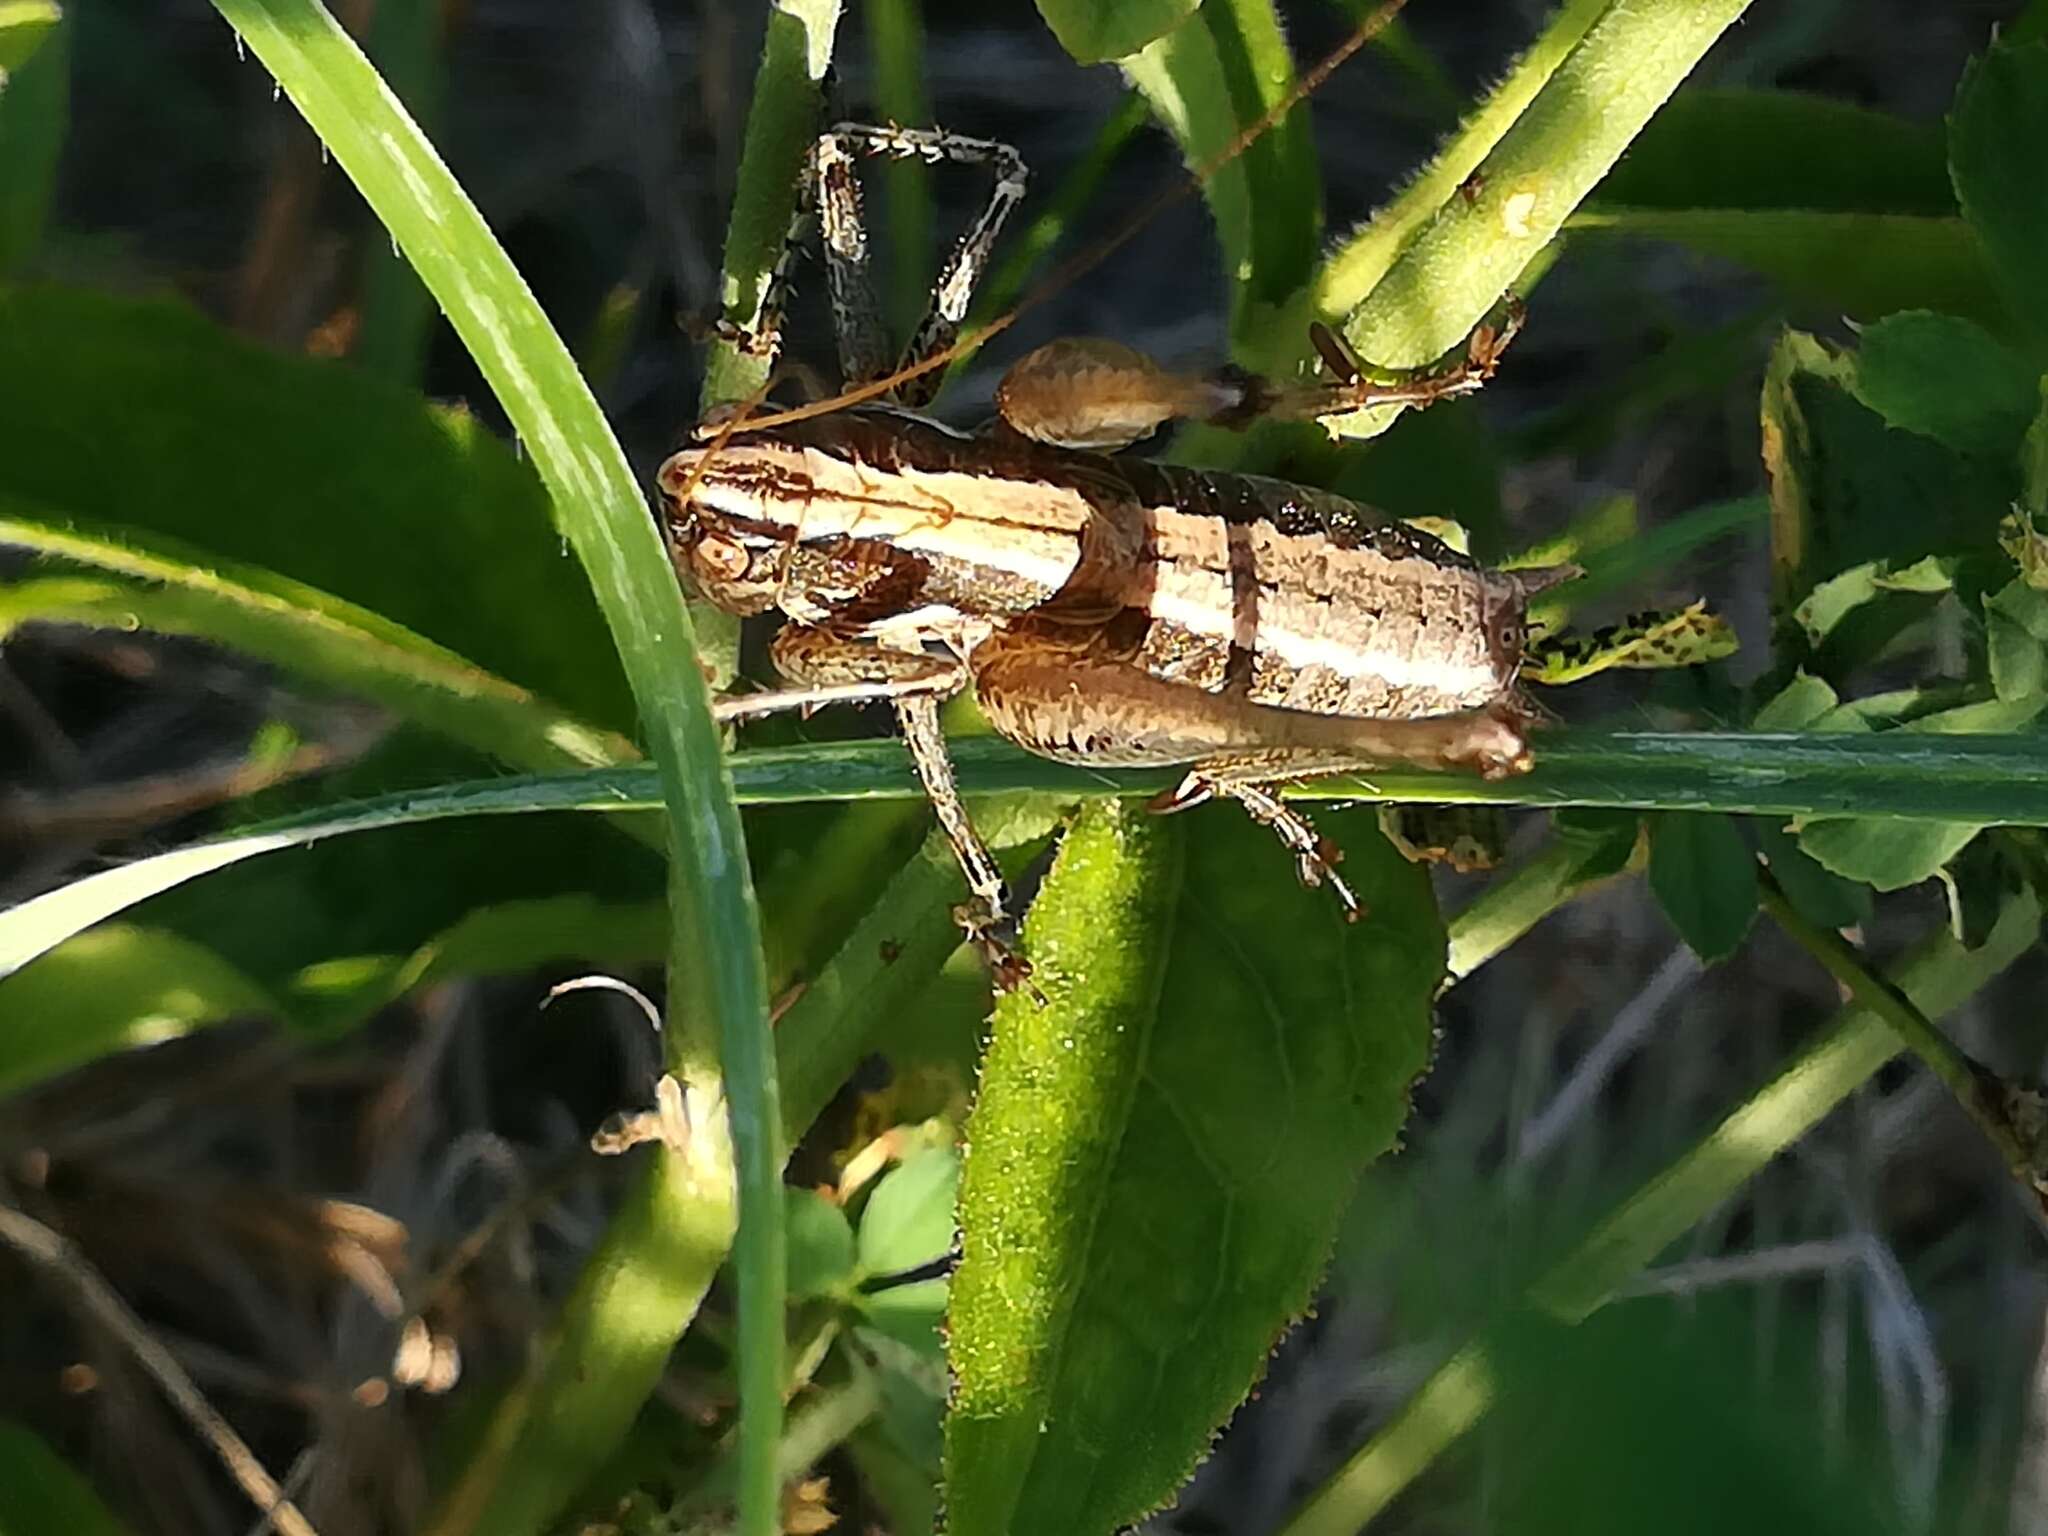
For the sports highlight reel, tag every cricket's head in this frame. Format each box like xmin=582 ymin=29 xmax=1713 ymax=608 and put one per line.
xmin=1484 ymin=563 xmax=1580 ymax=685
xmin=655 ymin=440 xmax=812 ymax=617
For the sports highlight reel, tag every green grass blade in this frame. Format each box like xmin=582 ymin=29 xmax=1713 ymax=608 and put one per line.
xmin=15 ymin=727 xmax=2048 ymax=991
xmin=1277 ymin=886 xmax=2041 ymax=1536
xmin=0 ymin=508 xmax=637 ymax=774
xmin=204 ymin=3 xmax=772 ymax=1532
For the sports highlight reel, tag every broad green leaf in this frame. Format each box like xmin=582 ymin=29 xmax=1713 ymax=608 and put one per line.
xmin=856 ymin=1145 xmax=960 ymax=1355
xmin=1797 ymin=818 xmax=1985 ymax=893
xmin=1036 ymin=0 xmax=1197 ymax=66
xmin=0 ymin=1420 xmax=132 ymax=1536
xmin=1597 ymin=89 xmax=1953 ymax=216
xmin=1950 ymin=40 xmax=2048 ymax=348
xmin=1568 ymin=209 xmax=2004 ymax=332
xmin=1791 ymin=555 xmax=1956 ymax=653
xmin=1848 ymin=310 xmax=2038 ymax=459
xmin=0 ymin=511 xmax=635 ymax=773
xmin=786 ymin=1189 xmax=857 ymax=1301
xmin=858 ymin=1144 xmax=960 ymax=1278
xmin=947 ymin=802 xmax=1440 ymax=1536
xmin=0 ymin=925 xmax=275 ymax=1097
xmin=1648 ymin=813 xmax=1757 ymax=962
xmin=1760 ymin=329 xmax=2011 ymax=632
xmin=0 ymin=3 xmax=64 ymax=274
xmin=1751 ymin=671 xmax=1840 ymax=731
xmin=1986 ymin=578 xmax=2048 ymax=701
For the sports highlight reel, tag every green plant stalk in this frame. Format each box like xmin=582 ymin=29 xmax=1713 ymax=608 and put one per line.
xmin=1278 ymin=886 xmax=2041 ymax=1536
xmin=1320 ymin=0 xmax=1756 ymax=436
xmin=701 ymin=0 xmax=841 ymax=410
xmin=204 ymin=5 xmax=773 ymax=1534
xmin=1760 ymin=879 xmax=2046 ymax=1211
xmin=1445 ymin=831 xmax=1635 ymax=981
xmin=1308 ymin=0 xmax=1606 ymax=333
xmin=864 ymin=0 xmax=932 ymax=341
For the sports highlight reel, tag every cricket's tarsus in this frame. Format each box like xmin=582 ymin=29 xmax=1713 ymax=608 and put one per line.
xmin=667 ymin=49 xmax=1556 ymax=980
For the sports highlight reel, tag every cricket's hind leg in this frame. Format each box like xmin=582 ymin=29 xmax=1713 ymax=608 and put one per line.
xmin=970 ymin=623 xmax=1537 ymax=919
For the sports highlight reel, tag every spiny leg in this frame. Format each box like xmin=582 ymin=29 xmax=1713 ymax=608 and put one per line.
xmin=812 ymin=123 xmax=1028 ymax=405
xmin=762 ymin=625 xmax=1029 ymax=989
xmin=1154 ymin=768 xmax=1362 ymax=920
xmin=894 ymin=693 xmax=1032 ymax=992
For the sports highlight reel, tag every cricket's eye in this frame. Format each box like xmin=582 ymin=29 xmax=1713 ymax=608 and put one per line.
xmin=693 ymin=533 xmax=751 ymax=583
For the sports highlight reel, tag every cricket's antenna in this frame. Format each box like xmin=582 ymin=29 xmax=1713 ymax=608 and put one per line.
xmin=722 ymin=0 xmax=1412 ymax=439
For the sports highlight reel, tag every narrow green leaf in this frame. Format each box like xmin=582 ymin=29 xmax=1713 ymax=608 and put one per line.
xmin=701 ymin=0 xmax=841 ymax=409
xmin=1311 ymin=0 xmax=1608 ymax=340
xmin=1121 ymin=0 xmax=1319 ymax=352
xmin=203 ymin=4 xmax=775 ymax=1533
xmin=1037 ymin=0 xmax=1197 ymax=65
xmin=948 ymin=804 xmax=1440 ymax=1534
xmin=0 ymin=1420 xmax=133 ymax=1536
xmin=19 ymin=728 xmax=2048 ymax=1012
xmin=1567 ymin=209 xmax=2004 ymax=332
xmin=0 ymin=286 xmax=633 ymax=731
xmin=1596 ymin=88 xmax=1953 ymax=216
xmin=1648 ymin=812 xmax=1757 ymax=962
xmin=1848 ymin=310 xmax=2037 ymax=459
xmin=0 ymin=509 xmax=636 ymax=774
xmin=0 ymin=925 xmax=275 ymax=1097
xmin=1950 ymin=39 xmax=2048 ymax=348
xmin=0 ymin=2 xmax=64 ymax=275
xmin=866 ymin=0 xmax=933 ymax=341
xmin=1795 ymin=696 xmax=2047 ymax=889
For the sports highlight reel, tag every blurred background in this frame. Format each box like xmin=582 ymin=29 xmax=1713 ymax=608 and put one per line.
xmin=4 ymin=2 xmax=2047 ymax=1533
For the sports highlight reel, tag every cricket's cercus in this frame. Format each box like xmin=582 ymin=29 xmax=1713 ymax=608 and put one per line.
xmin=657 ymin=123 xmax=1574 ymax=989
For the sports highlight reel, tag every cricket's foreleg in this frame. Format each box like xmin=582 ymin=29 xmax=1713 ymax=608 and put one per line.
xmin=711 ymin=625 xmax=967 ymax=723
xmin=765 ymin=625 xmax=1029 ymax=989
xmin=894 ymin=694 xmax=1033 ymax=993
